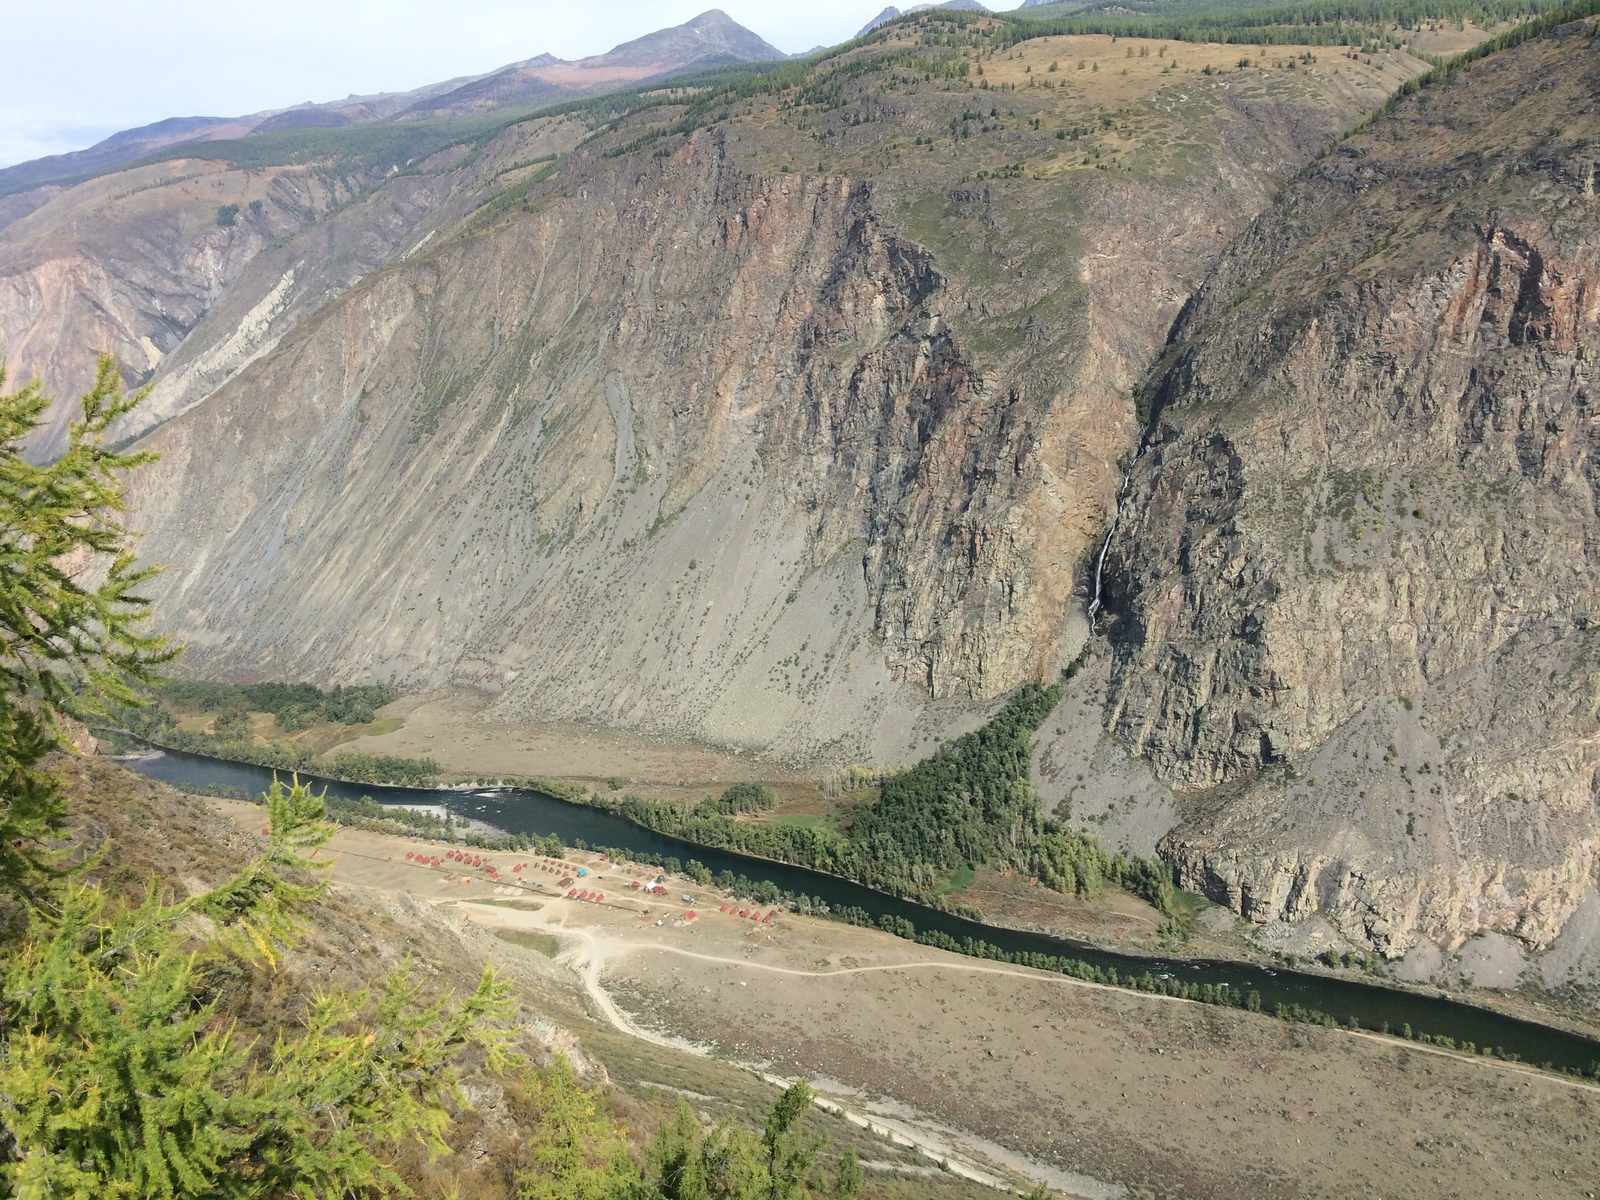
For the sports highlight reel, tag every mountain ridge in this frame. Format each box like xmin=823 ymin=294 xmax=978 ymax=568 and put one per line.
xmin=1100 ymin=16 xmax=1600 ymax=959
xmin=0 ymin=9 xmax=785 ymax=197
xmin=7 ymin=5 xmax=1590 ymax=968
xmin=858 ymin=1 xmax=992 ymax=37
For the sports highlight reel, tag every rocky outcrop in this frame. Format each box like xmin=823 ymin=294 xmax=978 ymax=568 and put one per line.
xmin=127 ymin=134 xmax=1031 ymax=758
xmin=0 ymin=160 xmax=409 ymax=458
xmin=125 ymin=27 xmax=1402 ymax=758
xmin=1102 ymin=25 xmax=1600 ymax=953
xmin=0 ymin=113 xmax=584 ymax=460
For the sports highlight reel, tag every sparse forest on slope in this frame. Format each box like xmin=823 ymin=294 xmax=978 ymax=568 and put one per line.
xmin=1008 ymin=0 xmax=1558 ymax=44
xmin=3 ymin=2 xmax=1458 ymax=456
xmin=623 ymin=676 xmax=1181 ymax=916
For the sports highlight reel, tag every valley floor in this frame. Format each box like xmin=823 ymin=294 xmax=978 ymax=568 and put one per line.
xmin=345 ymin=688 xmax=818 ymax=800
xmin=212 ymin=799 xmax=1600 ymax=1200
xmin=326 ymin=695 xmax=1600 ymax=1046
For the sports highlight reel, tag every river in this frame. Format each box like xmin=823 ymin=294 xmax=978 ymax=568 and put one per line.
xmin=120 ymin=746 xmax=1600 ymax=1075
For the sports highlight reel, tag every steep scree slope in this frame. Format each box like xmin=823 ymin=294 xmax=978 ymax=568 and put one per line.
xmin=1102 ymin=23 xmax=1600 ymax=955
xmin=0 ymin=116 xmax=586 ymax=459
xmin=123 ymin=31 xmax=1414 ymax=762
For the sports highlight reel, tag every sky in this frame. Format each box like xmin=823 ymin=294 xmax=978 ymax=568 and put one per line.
xmin=2 ymin=0 xmax=1026 ymax=169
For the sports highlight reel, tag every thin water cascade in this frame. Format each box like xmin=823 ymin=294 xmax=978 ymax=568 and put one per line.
xmin=1087 ymin=447 xmax=1143 ymax=633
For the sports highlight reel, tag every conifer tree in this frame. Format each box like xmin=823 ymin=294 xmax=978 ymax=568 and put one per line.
xmin=1 ymin=775 xmax=518 ymax=1198
xmin=511 ymin=1053 xmax=639 ymax=1200
xmin=762 ymin=1081 xmax=818 ymax=1200
xmin=0 ymin=361 xmax=518 ymax=1197
xmin=0 ymin=357 xmax=172 ymax=925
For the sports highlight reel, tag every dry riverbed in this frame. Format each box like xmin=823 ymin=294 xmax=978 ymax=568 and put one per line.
xmin=214 ymin=800 xmax=1600 ymax=1200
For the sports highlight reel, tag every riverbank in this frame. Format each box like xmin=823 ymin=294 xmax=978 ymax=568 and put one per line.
xmin=117 ymin=745 xmax=1600 ymax=1073
xmin=113 ymin=698 xmax=1600 ymax=1053
xmin=212 ymin=795 xmax=1600 ymax=1200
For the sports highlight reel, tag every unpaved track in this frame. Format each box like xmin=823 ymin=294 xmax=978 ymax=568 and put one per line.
xmin=533 ymin=915 xmax=1036 ymax=1193
xmin=610 ymin=944 xmax=1600 ymax=1095
xmin=219 ymin=803 xmax=1600 ymax=1199
xmin=326 ymin=837 xmax=1600 ymax=1098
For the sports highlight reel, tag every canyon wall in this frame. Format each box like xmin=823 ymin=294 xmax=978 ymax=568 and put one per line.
xmin=1102 ymin=24 xmax=1600 ymax=953
xmin=114 ymin=41 xmax=1404 ymax=761
xmin=12 ymin=21 xmax=1572 ymax=954
xmin=128 ymin=135 xmax=1058 ymax=760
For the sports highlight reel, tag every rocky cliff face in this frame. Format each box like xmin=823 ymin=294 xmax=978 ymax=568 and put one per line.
xmin=1102 ymin=22 xmax=1600 ymax=954
xmin=0 ymin=160 xmax=429 ymax=458
xmin=129 ymin=134 xmax=1036 ymax=759
xmin=117 ymin=31 xmax=1410 ymax=760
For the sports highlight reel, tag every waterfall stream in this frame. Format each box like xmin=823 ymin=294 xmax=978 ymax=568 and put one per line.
xmin=1086 ymin=447 xmax=1143 ymax=633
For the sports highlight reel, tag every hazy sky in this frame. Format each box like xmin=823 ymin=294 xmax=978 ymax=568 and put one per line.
xmin=2 ymin=1 xmax=1025 ymax=169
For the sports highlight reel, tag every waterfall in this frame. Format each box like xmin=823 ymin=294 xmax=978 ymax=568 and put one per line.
xmin=1087 ymin=446 xmax=1145 ymax=634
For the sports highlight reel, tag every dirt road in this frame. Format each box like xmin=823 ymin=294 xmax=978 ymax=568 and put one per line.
xmin=216 ymin=800 xmax=1600 ymax=1199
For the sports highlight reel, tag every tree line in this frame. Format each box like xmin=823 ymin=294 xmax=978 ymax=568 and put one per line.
xmin=619 ymin=679 xmax=1182 ymax=918
xmin=108 ymin=690 xmax=442 ymax=786
xmin=153 ymin=678 xmax=396 ymax=730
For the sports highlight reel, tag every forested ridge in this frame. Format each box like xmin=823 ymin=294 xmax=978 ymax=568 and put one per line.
xmin=12 ymin=0 xmax=1548 ymax=207
xmin=1007 ymin=0 xmax=1565 ymax=44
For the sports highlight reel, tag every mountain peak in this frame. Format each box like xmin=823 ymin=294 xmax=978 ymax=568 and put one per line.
xmin=858 ymin=1 xmax=988 ymax=38
xmin=685 ymin=9 xmax=738 ymax=28
xmin=859 ymin=6 xmax=902 ymax=36
xmin=603 ymin=8 xmax=786 ymax=67
xmin=399 ymin=9 xmax=784 ymax=121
